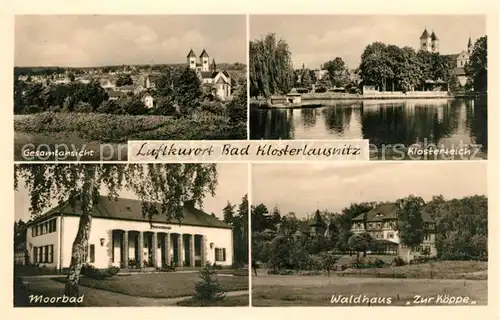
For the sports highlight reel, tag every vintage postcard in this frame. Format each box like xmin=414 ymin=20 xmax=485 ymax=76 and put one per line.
xmin=13 ymin=15 xmax=248 ymax=161
xmin=249 ymin=15 xmax=488 ymax=160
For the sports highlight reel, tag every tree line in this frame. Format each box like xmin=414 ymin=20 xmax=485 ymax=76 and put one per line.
xmin=251 ymin=194 xmax=487 ymax=271
xmin=221 ymin=195 xmax=249 ymax=266
xmin=249 ymin=33 xmax=488 ymax=97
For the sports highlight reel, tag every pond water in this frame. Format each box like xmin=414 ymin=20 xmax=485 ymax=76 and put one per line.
xmin=250 ymin=98 xmax=487 ymax=160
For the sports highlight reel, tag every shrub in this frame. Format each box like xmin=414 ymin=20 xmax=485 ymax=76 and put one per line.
xmin=81 ymin=264 xmax=119 ymax=280
xmin=392 ymin=257 xmax=407 ymax=267
xmin=193 ymin=264 xmax=225 ymax=303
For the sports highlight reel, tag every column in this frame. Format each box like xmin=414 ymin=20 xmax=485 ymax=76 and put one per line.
xmin=200 ymin=235 xmax=207 ymax=266
xmin=190 ymin=234 xmax=195 ymax=267
xmin=152 ymin=232 xmax=158 ymax=268
xmin=138 ymin=231 xmax=144 ymax=268
xmin=165 ymin=233 xmax=171 ymax=266
xmin=177 ymin=234 xmax=184 ymax=267
xmin=123 ymin=231 xmax=129 ymax=268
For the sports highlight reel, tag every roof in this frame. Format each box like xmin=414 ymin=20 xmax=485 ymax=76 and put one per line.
xmin=468 ymin=36 xmax=472 ymax=47
xmin=430 ymin=31 xmax=438 ymax=41
xmin=187 ymin=49 xmax=196 ymax=58
xmin=444 ymin=54 xmax=459 ymax=61
xmin=27 ymin=196 xmax=231 ymax=229
xmin=286 ymin=88 xmax=302 ymax=96
xmin=200 ymin=49 xmax=210 ymax=58
xmin=309 ymin=209 xmax=326 ymax=226
xmin=420 ymin=29 xmax=430 ymax=39
xmin=352 ymin=203 xmax=434 ymax=223
xmin=15 ymin=242 xmax=26 ymax=251
xmin=200 ymin=71 xmax=216 ymax=79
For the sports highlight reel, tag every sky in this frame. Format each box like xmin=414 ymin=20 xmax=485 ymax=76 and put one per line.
xmin=250 ymin=15 xmax=486 ymax=69
xmin=252 ymin=162 xmax=487 ymax=218
xmin=14 ymin=163 xmax=248 ymax=222
xmin=15 ymin=15 xmax=246 ymax=67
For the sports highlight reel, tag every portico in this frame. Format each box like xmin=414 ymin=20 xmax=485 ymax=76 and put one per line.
xmin=111 ymin=230 xmax=207 ymax=268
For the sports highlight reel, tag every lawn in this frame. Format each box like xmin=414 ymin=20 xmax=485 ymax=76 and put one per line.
xmin=54 ymin=272 xmax=249 ymax=299
xmin=338 ymin=260 xmax=488 ymax=280
xmin=176 ymin=295 xmax=249 ymax=306
xmin=252 ymin=275 xmax=487 ymax=306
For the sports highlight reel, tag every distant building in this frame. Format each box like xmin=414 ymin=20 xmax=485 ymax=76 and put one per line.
xmin=143 ymin=94 xmax=154 ymax=109
xmin=313 ymin=68 xmax=328 ymax=81
xmin=420 ymin=28 xmax=474 ymax=86
xmin=351 ymin=203 xmax=437 ymax=262
xmin=14 ymin=242 xmax=27 ymax=265
xmin=187 ymin=49 xmax=232 ymax=100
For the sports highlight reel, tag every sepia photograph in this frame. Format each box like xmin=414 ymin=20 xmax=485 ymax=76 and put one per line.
xmin=251 ymin=162 xmax=487 ymax=306
xmin=14 ymin=15 xmax=248 ymax=161
xmin=249 ymin=15 xmax=487 ymax=160
xmin=13 ymin=163 xmax=249 ymax=307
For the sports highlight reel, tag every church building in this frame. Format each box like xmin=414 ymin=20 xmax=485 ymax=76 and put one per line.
xmin=24 ymin=196 xmax=233 ymax=270
xmin=420 ymin=28 xmax=474 ymax=86
xmin=186 ymin=49 xmax=232 ymax=100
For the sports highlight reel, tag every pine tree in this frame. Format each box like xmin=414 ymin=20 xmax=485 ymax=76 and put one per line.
xmin=193 ymin=264 xmax=226 ymax=303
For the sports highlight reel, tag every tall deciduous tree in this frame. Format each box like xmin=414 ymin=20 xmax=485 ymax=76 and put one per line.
xmin=14 ymin=164 xmax=218 ymax=298
xmin=465 ymin=36 xmax=487 ymax=93
xmin=249 ymin=33 xmax=295 ymax=98
xmin=395 ymin=195 xmax=426 ymax=250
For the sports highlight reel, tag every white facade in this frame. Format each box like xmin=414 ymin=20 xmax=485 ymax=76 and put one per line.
xmin=26 ymin=215 xmax=233 ymax=269
xmin=143 ymin=95 xmax=154 ymax=109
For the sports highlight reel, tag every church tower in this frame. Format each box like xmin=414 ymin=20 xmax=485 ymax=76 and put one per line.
xmin=467 ymin=36 xmax=473 ymax=54
xmin=187 ymin=49 xmax=197 ymax=70
xmin=420 ymin=28 xmax=431 ymax=52
xmin=210 ymin=58 xmax=217 ymax=72
xmin=200 ymin=49 xmax=210 ymax=72
xmin=430 ymin=31 xmax=439 ymax=53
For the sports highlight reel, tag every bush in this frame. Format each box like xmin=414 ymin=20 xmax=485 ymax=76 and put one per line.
xmin=392 ymin=256 xmax=407 ymax=266
xmin=81 ymin=264 xmax=119 ymax=280
xmin=14 ymin=112 xmax=247 ymax=142
xmin=193 ymin=264 xmax=225 ymax=303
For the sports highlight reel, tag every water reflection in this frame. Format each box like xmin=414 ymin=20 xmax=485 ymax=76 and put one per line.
xmin=250 ymin=98 xmax=487 ymax=157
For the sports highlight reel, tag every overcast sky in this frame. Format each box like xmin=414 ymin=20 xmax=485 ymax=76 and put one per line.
xmin=15 ymin=15 xmax=246 ymax=67
xmin=15 ymin=163 xmax=248 ymax=222
xmin=252 ymin=162 xmax=487 ymax=218
xmin=250 ymin=15 xmax=486 ymax=69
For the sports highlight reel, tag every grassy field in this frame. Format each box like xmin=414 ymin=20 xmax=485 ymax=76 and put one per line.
xmin=252 ymin=276 xmax=487 ymax=306
xmin=53 ymin=272 xmax=249 ymax=299
xmin=176 ymin=295 xmax=249 ymax=306
xmin=252 ymin=261 xmax=488 ymax=306
xmin=338 ymin=260 xmax=487 ymax=280
xmin=14 ymin=112 xmax=246 ymax=161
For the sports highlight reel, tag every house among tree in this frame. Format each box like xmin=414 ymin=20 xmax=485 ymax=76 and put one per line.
xmin=350 ymin=203 xmax=437 ymax=261
xmin=187 ymin=49 xmax=232 ymax=100
xmin=14 ymin=242 xmax=27 ymax=265
xmin=24 ymin=196 xmax=233 ymax=270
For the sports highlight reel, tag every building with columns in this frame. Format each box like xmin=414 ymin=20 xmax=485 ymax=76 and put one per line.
xmin=25 ymin=196 xmax=233 ymax=270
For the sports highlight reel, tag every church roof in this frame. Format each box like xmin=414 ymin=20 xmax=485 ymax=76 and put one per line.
xmin=420 ymin=29 xmax=430 ymax=39
xmin=431 ymin=31 xmax=438 ymax=41
xmin=187 ymin=49 xmax=196 ymax=58
xmin=200 ymin=49 xmax=210 ymax=58
xmin=26 ymin=196 xmax=232 ymax=229
xmin=309 ymin=209 xmax=326 ymax=226
xmin=468 ymin=36 xmax=472 ymax=47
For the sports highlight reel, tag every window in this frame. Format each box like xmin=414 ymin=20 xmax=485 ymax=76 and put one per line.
xmin=33 ymin=247 xmax=38 ymax=263
xmin=89 ymin=244 xmax=95 ymax=263
xmin=387 ymin=232 xmax=394 ymax=239
xmin=215 ymin=248 xmax=226 ymax=262
xmin=44 ymin=245 xmax=49 ymax=262
xmin=32 ymin=227 xmax=35 ymax=237
xmin=48 ymin=245 xmax=54 ymax=263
